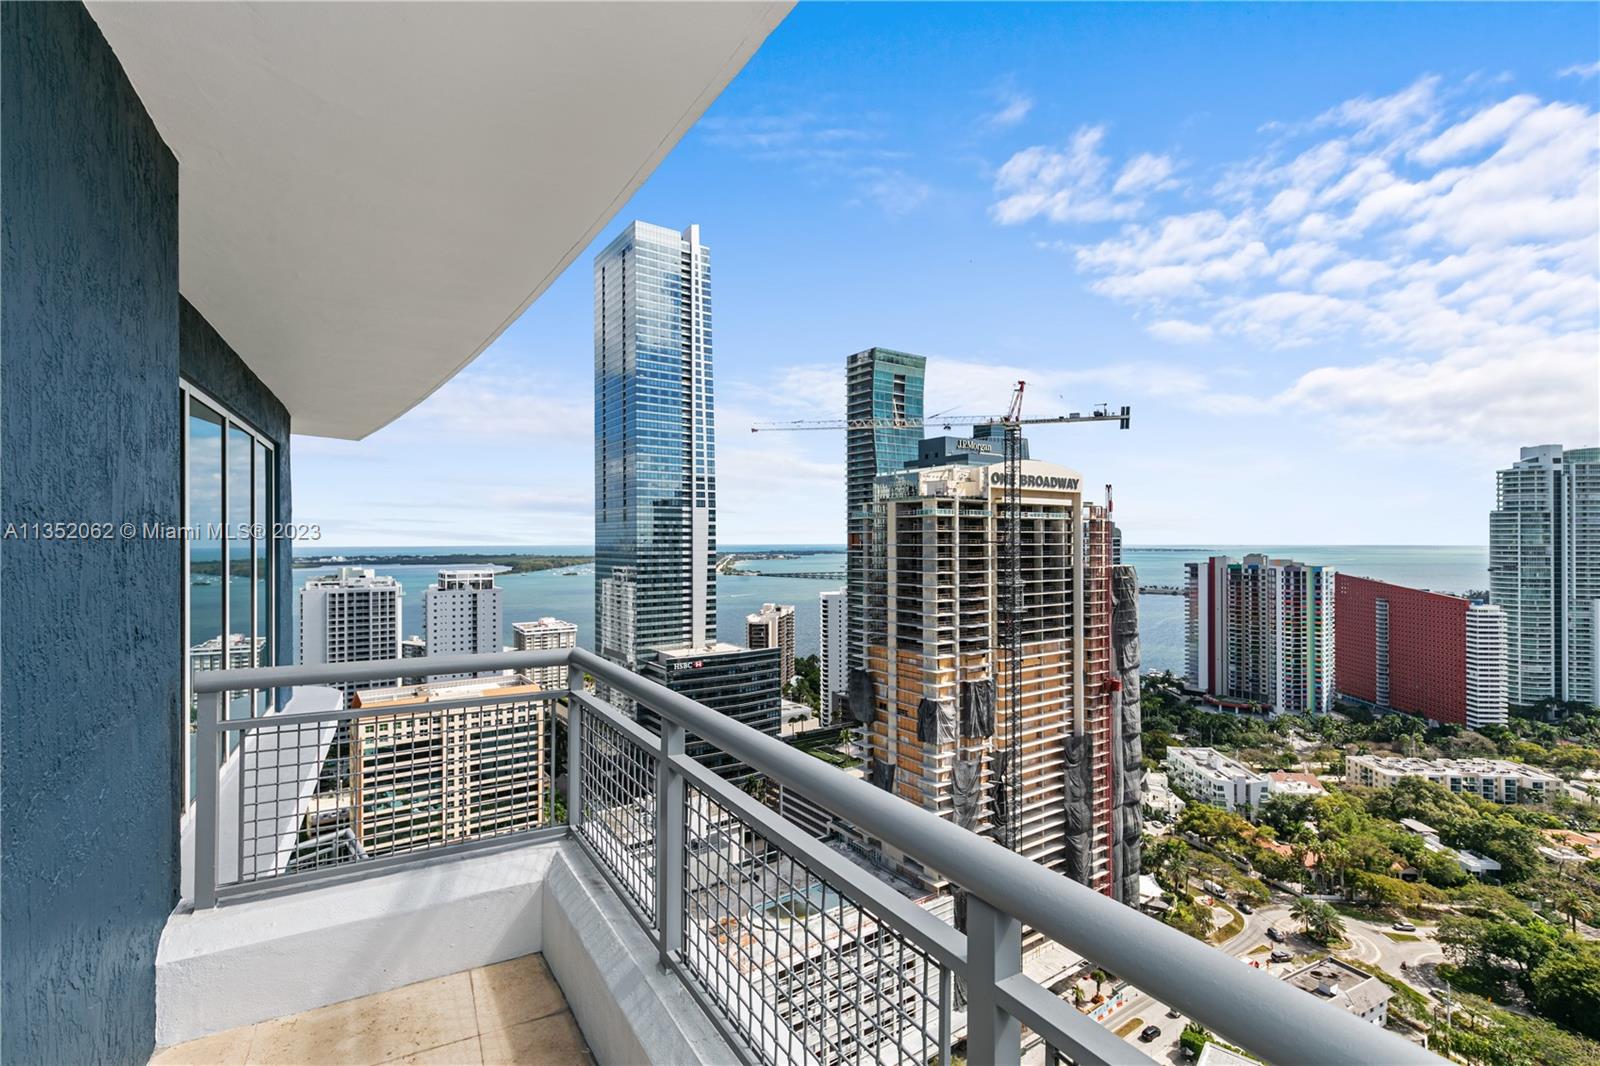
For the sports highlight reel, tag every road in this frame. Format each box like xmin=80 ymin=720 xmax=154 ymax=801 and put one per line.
xmin=1031 ymin=897 xmax=1447 ymax=1063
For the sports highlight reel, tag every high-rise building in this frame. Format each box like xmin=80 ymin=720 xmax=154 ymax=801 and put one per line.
xmin=422 ymin=568 xmax=503 ymax=681
xmin=855 ymin=456 xmax=1140 ymax=899
xmin=594 ymin=221 xmax=716 ymax=675
xmin=1490 ymin=445 xmax=1600 ymax=706
xmin=1335 ymin=575 xmax=1508 ymax=728
xmin=845 ymin=348 xmax=925 ymax=680
xmin=189 ymin=633 xmax=266 ymax=674
xmin=512 ymin=617 xmax=578 ymax=691
xmin=642 ymin=643 xmax=782 ymax=778
xmin=744 ymin=603 xmax=796 ymax=688
xmin=348 ymin=675 xmax=550 ymax=854
xmin=818 ymin=589 xmax=847 ymax=725
xmin=298 ymin=567 xmax=404 ymax=703
xmin=1184 ymin=554 xmax=1336 ymax=714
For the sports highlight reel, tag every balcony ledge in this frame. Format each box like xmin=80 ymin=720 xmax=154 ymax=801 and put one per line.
xmin=155 ymin=838 xmax=735 ymax=1065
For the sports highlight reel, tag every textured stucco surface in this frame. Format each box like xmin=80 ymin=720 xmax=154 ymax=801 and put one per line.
xmin=179 ymin=296 xmax=294 ymax=660
xmin=2 ymin=3 xmax=180 ymax=1062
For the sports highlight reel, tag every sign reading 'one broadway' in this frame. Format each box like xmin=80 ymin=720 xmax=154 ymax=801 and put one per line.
xmin=990 ymin=471 xmax=1080 ymax=491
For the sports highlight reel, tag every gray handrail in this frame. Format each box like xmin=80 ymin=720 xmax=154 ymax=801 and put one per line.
xmin=194 ymin=647 xmax=1442 ymax=1066
xmin=570 ymin=649 xmax=1440 ymax=1066
xmin=191 ymin=648 xmax=572 ymax=692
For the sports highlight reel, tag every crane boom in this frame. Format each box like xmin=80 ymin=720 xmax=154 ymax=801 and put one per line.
xmin=751 ymin=406 xmax=1130 ymax=433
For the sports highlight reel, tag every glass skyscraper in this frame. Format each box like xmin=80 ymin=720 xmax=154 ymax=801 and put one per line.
xmin=845 ymin=348 xmax=925 ymax=673
xmin=594 ymin=221 xmax=716 ymax=671
xmin=1491 ymin=445 xmax=1600 ymax=706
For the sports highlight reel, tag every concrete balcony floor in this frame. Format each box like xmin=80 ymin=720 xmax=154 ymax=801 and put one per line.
xmin=150 ymin=954 xmax=592 ymax=1066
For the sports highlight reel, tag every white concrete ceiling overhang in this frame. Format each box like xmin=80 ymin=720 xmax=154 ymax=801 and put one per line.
xmin=88 ymin=1 xmax=791 ymax=439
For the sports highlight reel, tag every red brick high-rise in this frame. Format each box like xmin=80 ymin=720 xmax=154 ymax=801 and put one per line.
xmin=1335 ymin=574 xmax=1508 ymax=728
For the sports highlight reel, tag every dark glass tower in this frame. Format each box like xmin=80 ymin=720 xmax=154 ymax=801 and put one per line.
xmin=845 ymin=348 xmax=925 ymax=671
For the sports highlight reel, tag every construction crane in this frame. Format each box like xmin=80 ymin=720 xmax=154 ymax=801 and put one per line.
xmin=752 ymin=382 xmax=1130 ymax=854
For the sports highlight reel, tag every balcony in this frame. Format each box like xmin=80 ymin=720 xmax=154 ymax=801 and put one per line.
xmin=170 ymin=647 xmax=1443 ymax=1066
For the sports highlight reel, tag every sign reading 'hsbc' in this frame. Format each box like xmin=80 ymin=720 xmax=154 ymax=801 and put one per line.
xmin=991 ymin=472 xmax=1080 ymax=491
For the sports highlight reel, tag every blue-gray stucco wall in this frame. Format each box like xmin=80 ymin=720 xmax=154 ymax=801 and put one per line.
xmin=2 ymin=2 xmax=180 ymax=1062
xmin=2 ymin=5 xmax=294 ymax=1061
xmin=180 ymin=297 xmax=295 ymax=662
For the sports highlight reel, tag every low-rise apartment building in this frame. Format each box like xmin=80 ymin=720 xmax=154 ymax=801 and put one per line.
xmin=1345 ymin=754 xmax=1557 ymax=804
xmin=1165 ymin=747 xmax=1269 ymax=813
xmin=1266 ymin=770 xmax=1326 ymax=797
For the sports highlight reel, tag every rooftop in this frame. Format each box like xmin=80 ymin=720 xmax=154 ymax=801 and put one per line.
xmin=1349 ymin=754 xmax=1558 ymax=780
xmin=1168 ymin=747 xmax=1264 ymax=781
xmin=1282 ymin=959 xmax=1394 ymax=1019
xmin=653 ymin=641 xmax=765 ymax=660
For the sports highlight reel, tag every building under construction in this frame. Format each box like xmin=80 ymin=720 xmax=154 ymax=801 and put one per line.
xmin=848 ymin=454 xmax=1142 ymax=902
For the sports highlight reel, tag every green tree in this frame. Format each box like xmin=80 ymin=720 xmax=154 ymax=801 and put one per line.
xmin=1308 ymin=902 xmax=1346 ymax=944
xmin=1290 ymin=894 xmax=1319 ymax=929
xmin=1177 ymin=803 xmax=1253 ymax=847
xmin=1150 ymin=837 xmax=1192 ymax=897
xmin=1529 ymin=945 xmax=1600 ymax=1039
xmin=1178 ymin=1024 xmax=1211 ymax=1058
xmin=1553 ymin=889 xmax=1594 ymax=933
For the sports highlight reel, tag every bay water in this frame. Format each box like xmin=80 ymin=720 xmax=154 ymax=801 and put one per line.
xmin=249 ymin=543 xmax=1487 ymax=677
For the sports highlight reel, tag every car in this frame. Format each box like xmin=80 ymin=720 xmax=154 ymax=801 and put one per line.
xmin=1267 ymin=926 xmax=1285 ymax=942
xmin=1392 ymin=920 xmax=1417 ymax=932
xmin=1238 ymin=901 xmax=1254 ymax=915
xmin=1270 ymin=949 xmax=1293 ymax=963
xmin=1139 ymin=1025 xmax=1162 ymax=1043
xmin=1166 ymin=1008 xmax=1181 ymax=1019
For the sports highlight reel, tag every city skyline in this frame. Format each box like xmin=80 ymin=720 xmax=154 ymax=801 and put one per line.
xmin=290 ymin=3 xmax=1598 ymax=547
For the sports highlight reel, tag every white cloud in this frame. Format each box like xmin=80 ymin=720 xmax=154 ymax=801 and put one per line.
xmin=399 ymin=362 xmax=588 ymax=442
xmin=1558 ymin=60 xmax=1600 ymax=80
xmin=1035 ymin=77 xmax=1599 ymax=450
xmin=1315 ymin=75 xmax=1441 ymax=144
xmin=992 ymin=126 xmax=1174 ymax=225
xmin=986 ymin=85 xmax=1034 ymax=129
xmin=1413 ymin=95 xmax=1541 ymax=164
xmin=701 ymin=108 xmax=929 ymax=216
xmin=1113 ymin=153 xmax=1176 ymax=195
xmin=1146 ymin=319 xmax=1215 ymax=344
xmin=855 ymin=168 xmax=932 ymax=217
xmin=1314 ymin=258 xmax=1390 ymax=293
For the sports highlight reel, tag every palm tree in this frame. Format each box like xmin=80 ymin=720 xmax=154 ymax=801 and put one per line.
xmin=1554 ymin=890 xmax=1593 ymax=932
xmin=1153 ymin=839 xmax=1191 ymax=897
xmin=1311 ymin=902 xmax=1346 ymax=944
xmin=1291 ymin=894 xmax=1318 ymax=932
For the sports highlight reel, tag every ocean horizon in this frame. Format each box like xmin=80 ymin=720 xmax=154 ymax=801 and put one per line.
xmin=261 ymin=543 xmax=1491 ymax=676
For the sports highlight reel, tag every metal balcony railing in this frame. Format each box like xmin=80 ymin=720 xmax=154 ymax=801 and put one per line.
xmin=193 ymin=649 xmax=1442 ymax=1066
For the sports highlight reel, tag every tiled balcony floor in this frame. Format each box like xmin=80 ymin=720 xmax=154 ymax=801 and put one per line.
xmin=150 ymin=954 xmax=592 ymax=1065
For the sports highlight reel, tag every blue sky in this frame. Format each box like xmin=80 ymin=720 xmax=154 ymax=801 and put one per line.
xmin=293 ymin=2 xmax=1599 ymax=548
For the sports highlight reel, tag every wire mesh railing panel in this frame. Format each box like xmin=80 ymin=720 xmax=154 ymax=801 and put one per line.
xmin=576 ymin=704 xmax=658 ymax=918
xmin=233 ymin=696 xmax=553 ymax=887
xmin=681 ymin=783 xmax=949 ymax=1066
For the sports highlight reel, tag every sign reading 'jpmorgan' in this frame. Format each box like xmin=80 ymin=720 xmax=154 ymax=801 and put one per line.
xmin=991 ymin=472 xmax=1080 ymax=490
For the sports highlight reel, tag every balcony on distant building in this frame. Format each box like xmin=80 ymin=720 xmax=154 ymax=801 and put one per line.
xmin=159 ymin=648 xmax=1443 ymax=1066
